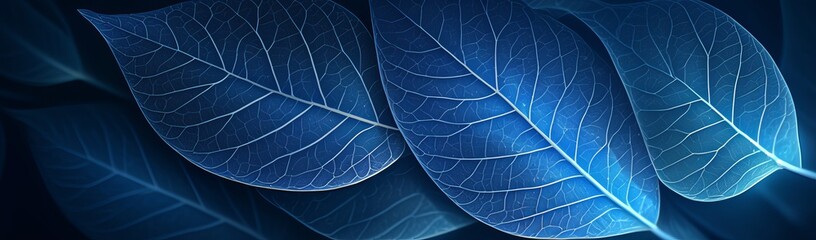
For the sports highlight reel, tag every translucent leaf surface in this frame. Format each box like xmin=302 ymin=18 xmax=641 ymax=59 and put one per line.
xmin=80 ymin=0 xmax=406 ymax=191
xmin=13 ymin=104 xmax=320 ymax=239
xmin=371 ymin=0 xmax=662 ymax=238
xmin=525 ymin=0 xmax=802 ymax=201
xmin=261 ymin=155 xmax=473 ymax=240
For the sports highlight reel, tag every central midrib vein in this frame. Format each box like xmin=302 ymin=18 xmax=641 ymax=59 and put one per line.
xmin=571 ymin=7 xmax=794 ymax=170
xmin=383 ymin=0 xmax=662 ymax=232
xmin=669 ymin=70 xmax=789 ymax=168
xmin=86 ymin=14 xmax=398 ymax=132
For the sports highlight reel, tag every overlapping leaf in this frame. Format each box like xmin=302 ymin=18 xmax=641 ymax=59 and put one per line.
xmin=13 ymin=104 xmax=320 ymax=239
xmin=80 ymin=0 xmax=406 ymax=191
xmin=371 ymin=0 xmax=662 ymax=238
xmin=0 ymin=0 xmax=117 ymax=93
xmin=525 ymin=0 xmax=803 ymax=201
xmin=260 ymin=155 xmax=473 ymax=240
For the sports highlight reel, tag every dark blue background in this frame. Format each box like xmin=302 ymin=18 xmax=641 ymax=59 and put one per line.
xmin=0 ymin=0 xmax=813 ymax=239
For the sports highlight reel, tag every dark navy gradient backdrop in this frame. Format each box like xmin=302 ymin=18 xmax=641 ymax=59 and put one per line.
xmin=0 ymin=0 xmax=813 ymax=239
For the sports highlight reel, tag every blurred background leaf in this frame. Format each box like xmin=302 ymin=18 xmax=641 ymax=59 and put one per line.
xmin=0 ymin=0 xmax=125 ymax=97
xmin=10 ymin=104 xmax=321 ymax=239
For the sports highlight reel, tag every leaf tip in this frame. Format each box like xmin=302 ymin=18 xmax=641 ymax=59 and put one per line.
xmin=76 ymin=9 xmax=102 ymax=23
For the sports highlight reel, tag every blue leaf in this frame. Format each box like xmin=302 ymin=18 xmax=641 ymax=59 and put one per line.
xmin=371 ymin=0 xmax=662 ymax=238
xmin=525 ymin=0 xmax=810 ymax=201
xmin=13 ymin=104 xmax=320 ymax=240
xmin=0 ymin=0 xmax=119 ymax=94
xmin=260 ymin=155 xmax=474 ymax=240
xmin=79 ymin=0 xmax=407 ymax=191
xmin=432 ymin=197 xmax=708 ymax=240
